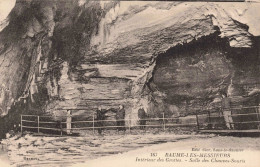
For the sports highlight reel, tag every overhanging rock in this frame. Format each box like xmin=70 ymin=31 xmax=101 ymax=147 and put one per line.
xmin=0 ymin=1 xmax=259 ymax=121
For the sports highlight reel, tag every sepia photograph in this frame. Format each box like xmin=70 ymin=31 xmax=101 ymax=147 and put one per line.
xmin=0 ymin=0 xmax=260 ymax=166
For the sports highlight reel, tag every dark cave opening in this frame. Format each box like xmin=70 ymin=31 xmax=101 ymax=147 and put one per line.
xmin=146 ymin=32 xmax=260 ymax=117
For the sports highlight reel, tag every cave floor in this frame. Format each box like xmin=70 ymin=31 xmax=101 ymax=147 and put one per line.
xmin=0 ymin=130 xmax=260 ymax=167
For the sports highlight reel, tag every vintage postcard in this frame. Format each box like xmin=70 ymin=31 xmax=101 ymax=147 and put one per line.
xmin=0 ymin=0 xmax=260 ymax=167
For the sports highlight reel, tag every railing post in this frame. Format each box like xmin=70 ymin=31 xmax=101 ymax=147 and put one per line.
xmin=60 ymin=121 xmax=63 ymax=136
xmin=163 ymin=113 xmax=166 ymax=131
xmin=128 ymin=117 xmax=131 ymax=133
xmin=21 ymin=115 xmax=23 ymax=134
xmin=256 ymin=106 xmax=260 ymax=129
xmin=195 ymin=112 xmax=200 ymax=130
xmin=66 ymin=110 xmax=72 ymax=135
xmin=208 ymin=111 xmax=211 ymax=123
xmin=92 ymin=112 xmax=95 ymax=134
xmin=207 ymin=111 xmax=211 ymax=129
xmin=37 ymin=116 xmax=40 ymax=133
xmin=230 ymin=109 xmax=234 ymax=129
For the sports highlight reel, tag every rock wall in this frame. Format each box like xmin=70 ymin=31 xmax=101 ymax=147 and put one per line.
xmin=0 ymin=1 xmax=259 ymax=126
xmin=150 ymin=33 xmax=260 ymax=116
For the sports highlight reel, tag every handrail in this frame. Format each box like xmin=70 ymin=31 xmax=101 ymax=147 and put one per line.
xmin=231 ymin=121 xmax=260 ymax=124
xmin=39 ymin=127 xmax=61 ymax=131
xmin=194 ymin=113 xmax=259 ymax=119
xmin=230 ymin=106 xmax=259 ymax=110
xmin=22 ymin=114 xmax=67 ymax=118
xmin=195 ymin=106 xmax=260 ymax=115
xmin=21 ymin=112 xmax=260 ymax=126
xmin=22 ymin=121 xmax=259 ymax=131
xmin=22 ymin=125 xmax=39 ymax=129
xmin=22 ymin=120 xmax=37 ymax=123
xmin=39 ymin=121 xmax=60 ymax=124
xmin=20 ymin=104 xmax=260 ymax=136
xmin=198 ymin=121 xmax=260 ymax=125
xmin=230 ymin=113 xmax=260 ymax=117
xmin=20 ymin=106 xmax=260 ymax=119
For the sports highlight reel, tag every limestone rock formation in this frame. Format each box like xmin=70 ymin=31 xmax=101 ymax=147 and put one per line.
xmin=0 ymin=1 xmax=259 ymax=133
